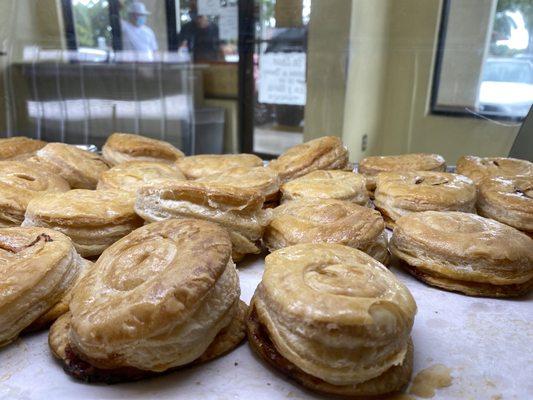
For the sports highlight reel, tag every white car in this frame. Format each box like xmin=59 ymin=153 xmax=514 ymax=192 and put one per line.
xmin=478 ymin=58 xmax=533 ymax=118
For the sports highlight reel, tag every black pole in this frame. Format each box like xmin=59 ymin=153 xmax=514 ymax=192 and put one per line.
xmin=61 ymin=0 xmax=77 ymax=51
xmin=109 ymin=0 xmax=123 ymax=51
xmin=238 ymin=0 xmax=255 ymax=153
xmin=165 ymin=0 xmax=178 ymax=51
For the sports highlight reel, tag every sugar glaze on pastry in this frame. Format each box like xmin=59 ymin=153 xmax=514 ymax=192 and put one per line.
xmin=248 ymin=243 xmax=416 ymax=396
xmin=51 ymin=219 xmax=244 ymax=377
xmin=0 ymin=227 xmax=86 ymax=347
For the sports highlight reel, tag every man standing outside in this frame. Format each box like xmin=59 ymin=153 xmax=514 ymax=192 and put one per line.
xmin=121 ymin=2 xmax=158 ymax=52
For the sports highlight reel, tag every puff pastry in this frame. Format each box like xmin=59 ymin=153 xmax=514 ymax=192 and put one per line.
xmin=264 ymin=198 xmax=389 ymax=264
xmin=199 ymin=166 xmax=281 ymax=206
xmin=0 ymin=161 xmax=70 ymax=227
xmin=33 ymin=143 xmax=109 ymax=189
xmin=0 ymin=227 xmax=87 ymax=347
xmin=0 ymin=136 xmax=46 ymax=160
xmin=268 ymin=136 xmax=349 ymax=183
xmin=49 ymin=219 xmax=246 ymax=383
xmin=359 ymin=153 xmax=446 ymax=192
xmin=390 ymin=211 xmax=533 ymax=297
xmin=135 ymin=181 xmax=270 ymax=261
xmin=374 ymin=171 xmax=476 ymax=228
xmin=477 ymin=176 xmax=532 ymax=236
xmin=280 ymin=170 xmax=369 ymax=205
xmin=247 ymin=243 xmax=416 ymax=397
xmin=97 ymin=161 xmax=185 ymax=193
xmin=457 ymin=155 xmax=533 ymax=185
xmin=22 ymin=190 xmax=143 ymax=257
xmin=102 ymin=133 xmax=185 ymax=166
xmin=175 ymin=153 xmax=263 ymax=180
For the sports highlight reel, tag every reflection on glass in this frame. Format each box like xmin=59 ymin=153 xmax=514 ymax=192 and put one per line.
xmin=480 ymin=0 xmax=533 ymax=117
xmin=72 ymin=0 xmax=112 ymax=50
xmin=121 ymin=1 xmax=158 ymax=52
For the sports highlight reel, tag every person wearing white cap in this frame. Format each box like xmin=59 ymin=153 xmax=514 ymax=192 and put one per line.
xmin=121 ymin=1 xmax=158 ymax=52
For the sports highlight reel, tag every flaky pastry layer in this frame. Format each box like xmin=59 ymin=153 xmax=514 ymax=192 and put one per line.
xmin=34 ymin=143 xmax=109 ymax=189
xmin=0 ymin=227 xmax=84 ymax=346
xmin=390 ymin=211 xmax=533 ymax=294
xmin=281 ymin=170 xmax=369 ymax=205
xmin=67 ymin=219 xmax=241 ymax=372
xmin=477 ymin=176 xmax=532 ymax=234
xmin=264 ymin=198 xmax=389 ymax=264
xmin=97 ymin=161 xmax=185 ymax=193
xmin=102 ymin=133 xmax=185 ymax=166
xmin=268 ymin=136 xmax=349 ymax=183
xmin=175 ymin=154 xmax=263 ymax=180
xmin=359 ymin=153 xmax=446 ymax=191
xmin=374 ymin=171 xmax=476 ymax=227
xmin=253 ymin=243 xmax=416 ymax=387
xmin=457 ymin=155 xmax=533 ymax=185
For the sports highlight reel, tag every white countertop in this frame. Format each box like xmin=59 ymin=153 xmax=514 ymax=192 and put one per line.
xmin=1 ymin=251 xmax=531 ymax=400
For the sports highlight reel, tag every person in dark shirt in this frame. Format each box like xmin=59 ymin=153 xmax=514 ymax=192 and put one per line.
xmin=177 ymin=0 xmax=222 ymax=62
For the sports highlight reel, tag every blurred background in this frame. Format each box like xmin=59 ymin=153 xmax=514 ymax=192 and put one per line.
xmin=0 ymin=0 xmax=531 ymax=160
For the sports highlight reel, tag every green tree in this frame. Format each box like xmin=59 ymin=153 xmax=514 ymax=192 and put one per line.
xmin=73 ymin=0 xmax=112 ymax=48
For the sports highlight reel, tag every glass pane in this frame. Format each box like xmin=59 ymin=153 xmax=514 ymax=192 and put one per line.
xmin=176 ymin=0 xmax=238 ymax=63
xmin=72 ymin=0 xmax=112 ymax=50
xmin=252 ymin=0 xmax=308 ymax=155
xmin=120 ymin=0 xmax=168 ymax=52
xmin=479 ymin=0 xmax=533 ymax=118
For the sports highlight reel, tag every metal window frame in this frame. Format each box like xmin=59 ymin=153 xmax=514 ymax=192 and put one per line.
xmin=430 ymin=0 xmax=526 ymax=122
xmin=60 ymin=0 xmax=123 ymax=52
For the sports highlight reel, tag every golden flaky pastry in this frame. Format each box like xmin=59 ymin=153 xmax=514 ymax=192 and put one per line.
xmin=102 ymin=133 xmax=185 ymax=166
xmin=49 ymin=219 xmax=246 ymax=383
xmin=456 ymin=155 xmax=533 ymax=185
xmin=247 ymin=243 xmax=416 ymax=397
xmin=199 ymin=166 xmax=281 ymax=205
xmin=175 ymin=153 xmax=263 ymax=180
xmin=264 ymin=198 xmax=389 ymax=264
xmin=22 ymin=190 xmax=143 ymax=257
xmin=280 ymin=170 xmax=369 ymax=206
xmin=97 ymin=161 xmax=186 ymax=193
xmin=359 ymin=153 xmax=446 ymax=192
xmin=390 ymin=211 xmax=533 ymax=297
xmin=0 ymin=136 xmax=46 ymax=160
xmin=135 ymin=181 xmax=270 ymax=261
xmin=0 ymin=227 xmax=87 ymax=347
xmin=268 ymin=136 xmax=349 ymax=183
xmin=374 ymin=171 xmax=476 ymax=228
xmin=477 ymin=176 xmax=533 ymax=236
xmin=32 ymin=143 xmax=109 ymax=189
xmin=0 ymin=161 xmax=70 ymax=227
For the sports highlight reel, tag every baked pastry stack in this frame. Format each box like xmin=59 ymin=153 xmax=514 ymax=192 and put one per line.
xmin=97 ymin=161 xmax=186 ymax=193
xmin=135 ymin=180 xmax=271 ymax=261
xmin=359 ymin=153 xmax=446 ymax=193
xmin=175 ymin=153 xmax=263 ymax=180
xmin=264 ymin=198 xmax=389 ymax=264
xmin=102 ymin=133 xmax=185 ymax=166
xmin=457 ymin=155 xmax=533 ymax=185
xmin=374 ymin=171 xmax=476 ymax=228
xmin=23 ymin=190 xmax=143 ymax=258
xmin=199 ymin=166 xmax=281 ymax=207
xmin=0 ymin=227 xmax=87 ymax=347
xmin=0 ymin=137 xmax=46 ymax=160
xmin=49 ymin=219 xmax=246 ymax=383
xmin=268 ymin=136 xmax=349 ymax=183
xmin=280 ymin=170 xmax=369 ymax=206
xmin=32 ymin=143 xmax=109 ymax=189
xmin=390 ymin=211 xmax=533 ymax=297
xmin=477 ymin=176 xmax=532 ymax=237
xmin=0 ymin=161 xmax=70 ymax=227
xmin=247 ymin=243 xmax=417 ymax=397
